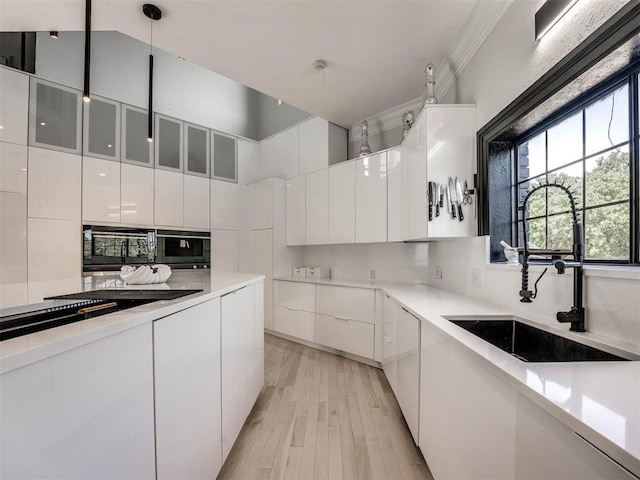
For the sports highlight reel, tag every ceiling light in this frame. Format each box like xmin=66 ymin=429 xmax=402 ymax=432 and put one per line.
xmin=143 ymin=3 xmax=162 ymax=142
xmin=313 ymin=59 xmax=327 ymax=71
xmin=40 ymin=122 xmax=46 ymax=126
xmin=49 ymin=31 xmax=59 ymax=39
xmin=83 ymin=0 xmax=92 ymax=102
xmin=0 ymin=125 xmax=4 ymax=129
xmin=535 ymin=0 xmax=579 ymax=41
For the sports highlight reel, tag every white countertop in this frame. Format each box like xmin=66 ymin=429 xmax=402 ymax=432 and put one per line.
xmin=0 ymin=270 xmax=264 ymax=374
xmin=275 ymin=276 xmax=640 ymax=476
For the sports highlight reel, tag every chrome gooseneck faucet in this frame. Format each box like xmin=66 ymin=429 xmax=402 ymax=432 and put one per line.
xmin=519 ymin=182 xmax=585 ymax=332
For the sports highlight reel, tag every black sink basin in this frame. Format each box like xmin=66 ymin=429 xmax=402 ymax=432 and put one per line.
xmin=449 ymin=319 xmax=630 ymax=362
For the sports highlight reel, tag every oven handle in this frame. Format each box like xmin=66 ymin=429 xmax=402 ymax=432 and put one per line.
xmin=156 ymin=234 xmax=210 ymax=240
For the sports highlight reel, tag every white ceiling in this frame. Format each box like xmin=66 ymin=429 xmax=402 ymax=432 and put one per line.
xmin=0 ymin=0 xmax=490 ymax=127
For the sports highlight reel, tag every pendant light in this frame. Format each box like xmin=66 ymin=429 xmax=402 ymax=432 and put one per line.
xmin=83 ymin=0 xmax=91 ymax=102
xmin=143 ymin=3 xmax=162 ymax=142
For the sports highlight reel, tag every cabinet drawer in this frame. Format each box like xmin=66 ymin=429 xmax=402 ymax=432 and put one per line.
xmin=316 ymin=313 xmax=374 ymax=359
xmin=273 ymin=281 xmax=315 ymax=312
xmin=316 ymin=285 xmax=374 ymax=323
xmin=273 ymin=306 xmax=315 ymax=342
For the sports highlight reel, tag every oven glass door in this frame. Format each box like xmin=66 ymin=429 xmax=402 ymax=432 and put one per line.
xmin=83 ymin=230 xmax=156 ymax=270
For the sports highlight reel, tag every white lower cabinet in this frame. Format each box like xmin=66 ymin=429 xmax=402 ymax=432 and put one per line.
xmin=381 ymin=294 xmax=398 ymax=393
xmin=316 ymin=284 xmax=375 ymax=322
xmin=0 ymin=324 xmax=156 ymax=479
xmin=274 ymin=305 xmax=316 ymax=342
xmin=315 ymin=313 xmax=374 ymax=359
xmin=221 ymin=283 xmax=263 ymax=461
xmin=154 ymin=299 xmax=222 ymax=480
xmin=396 ymin=306 xmax=420 ymax=444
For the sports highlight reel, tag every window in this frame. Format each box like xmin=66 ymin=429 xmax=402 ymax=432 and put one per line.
xmin=516 ymin=82 xmax=632 ymax=261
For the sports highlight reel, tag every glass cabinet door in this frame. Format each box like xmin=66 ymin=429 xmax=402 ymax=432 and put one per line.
xmin=122 ymin=105 xmax=153 ymax=167
xmin=212 ymin=132 xmax=237 ymax=183
xmin=83 ymin=95 xmax=120 ymax=161
xmin=29 ymin=78 xmax=82 ymax=154
xmin=184 ymin=123 xmax=210 ymax=177
xmin=155 ymin=114 xmax=183 ymax=172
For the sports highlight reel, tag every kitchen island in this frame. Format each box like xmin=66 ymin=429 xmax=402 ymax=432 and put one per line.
xmin=0 ymin=270 xmax=265 ymax=480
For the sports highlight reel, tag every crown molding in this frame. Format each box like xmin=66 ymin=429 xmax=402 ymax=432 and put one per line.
xmin=350 ymin=0 xmax=515 ymax=142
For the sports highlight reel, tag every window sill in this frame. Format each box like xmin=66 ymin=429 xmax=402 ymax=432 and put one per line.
xmin=487 ymin=262 xmax=640 ymax=280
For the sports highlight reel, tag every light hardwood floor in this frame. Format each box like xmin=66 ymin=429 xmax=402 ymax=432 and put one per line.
xmin=218 ymin=334 xmax=434 ymax=480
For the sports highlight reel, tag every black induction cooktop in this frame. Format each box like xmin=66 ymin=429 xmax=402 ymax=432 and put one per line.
xmin=45 ymin=289 xmax=203 ymax=301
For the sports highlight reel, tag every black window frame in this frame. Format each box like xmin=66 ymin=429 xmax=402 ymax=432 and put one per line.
xmin=477 ymin=1 xmax=640 ymax=265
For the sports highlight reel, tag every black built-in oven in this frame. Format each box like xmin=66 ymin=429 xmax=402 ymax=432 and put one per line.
xmin=155 ymin=230 xmax=210 ymax=269
xmin=83 ymin=225 xmax=156 ymax=272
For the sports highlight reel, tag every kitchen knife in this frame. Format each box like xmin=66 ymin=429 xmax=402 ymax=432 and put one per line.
xmin=437 ymin=182 xmax=443 ymax=208
xmin=434 ymin=182 xmax=440 ymax=217
xmin=447 ymin=177 xmax=456 ymax=219
xmin=455 ymin=177 xmax=464 ymax=221
xmin=428 ymin=182 xmax=433 ymax=221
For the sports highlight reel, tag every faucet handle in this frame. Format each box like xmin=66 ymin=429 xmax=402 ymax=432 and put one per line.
xmin=553 ymin=260 xmax=566 ymax=274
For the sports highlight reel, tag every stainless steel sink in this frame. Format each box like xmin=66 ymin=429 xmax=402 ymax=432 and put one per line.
xmin=447 ymin=318 xmax=632 ymax=362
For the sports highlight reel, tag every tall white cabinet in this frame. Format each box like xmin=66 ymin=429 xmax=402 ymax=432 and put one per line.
xmin=328 ymin=160 xmax=356 ymax=244
xmin=355 ymin=152 xmax=387 ymax=243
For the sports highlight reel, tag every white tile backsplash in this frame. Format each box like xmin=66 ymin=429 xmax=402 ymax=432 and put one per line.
xmin=0 ymin=142 xmax=28 ymax=193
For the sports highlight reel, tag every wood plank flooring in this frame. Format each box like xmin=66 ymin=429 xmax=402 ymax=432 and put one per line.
xmin=218 ymin=334 xmax=434 ymax=480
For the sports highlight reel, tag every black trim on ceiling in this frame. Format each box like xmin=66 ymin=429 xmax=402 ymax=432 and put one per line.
xmin=477 ymin=1 xmax=640 ymax=236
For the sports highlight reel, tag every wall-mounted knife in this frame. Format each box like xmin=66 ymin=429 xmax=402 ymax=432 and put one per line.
xmin=454 ymin=176 xmax=464 ymax=221
xmin=447 ymin=177 xmax=456 ymax=219
xmin=435 ymin=182 xmax=441 ymax=217
xmin=428 ymin=182 xmax=433 ymax=221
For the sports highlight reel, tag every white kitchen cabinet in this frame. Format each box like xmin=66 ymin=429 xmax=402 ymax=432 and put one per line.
xmin=184 ymin=123 xmax=210 ymax=178
xmin=404 ymin=105 xmax=476 ymax=240
xmin=154 ymin=169 xmax=184 ymax=227
xmin=121 ymin=163 xmax=154 ymax=226
xmin=420 ymin=319 xmax=517 ymax=479
xmin=211 ymin=179 xmax=238 ymax=230
xmin=328 ymin=160 xmax=356 ymax=244
xmin=396 ymin=306 xmax=420 ymax=444
xmin=0 ymin=142 xmax=28 ymax=193
xmin=183 ymin=174 xmax=210 ymax=230
xmin=27 ymin=218 xmax=80 ymax=281
xmin=221 ymin=284 xmax=263 ymax=461
xmin=316 ymin=284 xmax=375 ymax=323
xmin=355 ymin=152 xmax=387 ymax=243
xmin=0 ymin=324 xmax=156 ymax=479
xmin=305 ymin=168 xmax=329 ymax=244
xmin=0 ymin=67 xmax=29 ymax=145
xmin=298 ymin=116 xmax=348 ymax=175
xmin=211 ymin=229 xmax=238 ymax=271
xmin=122 ymin=104 xmax=153 ymax=167
xmin=83 ymin=95 xmax=120 ymax=161
xmin=273 ymin=280 xmax=316 ymax=342
xmin=273 ymin=306 xmax=316 ymax=343
xmin=82 ymin=156 xmax=121 ymax=223
xmin=286 ymin=175 xmax=306 ymax=245
xmin=274 ymin=280 xmax=315 ymax=311
xmin=381 ymin=294 xmax=398 ymax=394
xmin=386 ymin=148 xmax=404 ymax=242
xmin=273 ymin=125 xmax=299 ymax=179
xmin=28 ymin=147 xmax=81 ymax=221
xmin=250 ymin=177 xmax=274 ymax=230
xmin=250 ymin=280 xmax=265 ymax=404
xmin=0 ymin=191 xmax=27 ymax=284
xmin=251 ymin=228 xmax=273 ymax=329
xmin=212 ymin=132 xmax=237 ymax=183
xmin=155 ymin=114 xmax=183 ymax=173
xmin=154 ymin=299 xmax=222 ymax=480
xmin=315 ymin=313 xmax=375 ymax=359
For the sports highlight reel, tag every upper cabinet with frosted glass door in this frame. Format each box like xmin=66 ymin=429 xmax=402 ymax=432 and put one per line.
xmin=212 ymin=132 xmax=238 ymax=183
xmin=29 ymin=78 xmax=82 ymax=154
xmin=122 ymin=104 xmax=153 ymax=167
xmin=83 ymin=95 xmax=120 ymax=161
xmin=184 ymin=123 xmax=210 ymax=178
xmin=155 ymin=113 xmax=183 ymax=173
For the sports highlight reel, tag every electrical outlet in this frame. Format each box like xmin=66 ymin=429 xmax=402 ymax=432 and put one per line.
xmin=471 ymin=268 xmax=482 ymax=288
xmin=435 ymin=265 xmax=443 ymax=279
xmin=370 ymin=269 xmax=376 ymax=280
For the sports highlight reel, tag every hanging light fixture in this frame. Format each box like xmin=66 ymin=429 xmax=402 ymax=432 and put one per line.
xmin=143 ymin=3 xmax=162 ymax=142
xmin=83 ymin=0 xmax=91 ymax=102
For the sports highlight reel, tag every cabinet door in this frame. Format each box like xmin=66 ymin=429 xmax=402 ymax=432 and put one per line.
xmin=0 ymin=190 xmax=27 ymax=284
xmin=355 ymin=152 xmax=387 ymax=243
xmin=0 ymin=67 xmax=29 ymax=145
xmin=0 ymin=143 xmax=28 ymax=193
xmin=286 ymin=176 xmax=306 ymax=245
xmin=299 ymin=116 xmax=328 ymax=175
xmin=82 ymin=156 xmax=121 ymax=223
xmin=273 ymin=280 xmax=315 ymax=312
xmin=397 ymin=307 xmax=420 ymax=444
xmin=155 ymin=169 xmax=184 ymax=227
xmin=121 ymin=163 xmax=154 ymax=226
xmin=250 ymin=178 xmax=273 ymax=230
xmin=184 ymin=123 xmax=210 ymax=177
xmin=155 ymin=114 xmax=183 ymax=172
xmin=184 ymin=175 xmax=210 ymax=229
xmin=273 ymin=126 xmax=298 ymax=179
xmin=251 ymin=229 xmax=273 ymax=329
xmin=316 ymin=313 xmax=374 ymax=359
xmin=83 ymin=95 xmax=120 ymax=161
xmin=29 ymin=78 xmax=82 ymax=154
xmin=0 ymin=324 xmax=155 ymax=479
xmin=386 ymin=148 xmax=404 ymax=242
xmin=404 ymin=111 xmax=427 ymax=240
xmin=273 ymin=305 xmax=315 ymax=342
xmin=382 ymin=294 xmax=398 ymax=394
xmin=154 ymin=300 xmax=222 ymax=480
xmin=212 ymin=132 xmax=237 ymax=183
xmin=328 ymin=160 xmax=355 ymax=244
xmin=316 ymin=284 xmax=375 ymax=323
xmin=305 ymin=169 xmax=328 ymax=244
xmin=122 ymin=105 xmax=153 ymax=167
xmin=211 ymin=229 xmax=238 ymax=272
xmin=211 ymin=179 xmax=239 ymax=230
